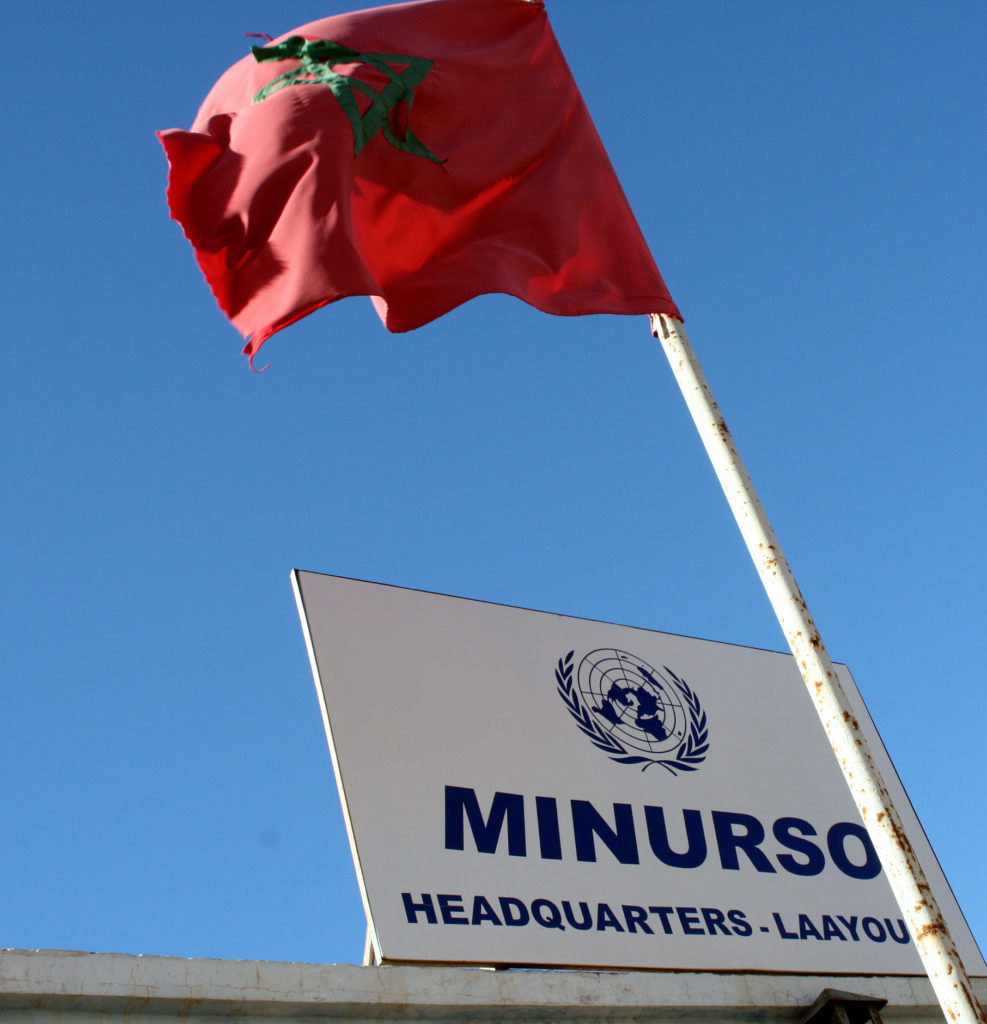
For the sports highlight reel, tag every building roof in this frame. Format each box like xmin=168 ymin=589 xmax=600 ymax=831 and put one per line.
xmin=2 ymin=948 xmax=984 ymax=1022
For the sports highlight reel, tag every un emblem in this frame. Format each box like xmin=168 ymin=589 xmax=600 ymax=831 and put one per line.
xmin=556 ymin=649 xmax=709 ymax=774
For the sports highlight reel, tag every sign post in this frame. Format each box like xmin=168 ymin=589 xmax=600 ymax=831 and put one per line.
xmin=292 ymin=570 xmax=984 ymax=978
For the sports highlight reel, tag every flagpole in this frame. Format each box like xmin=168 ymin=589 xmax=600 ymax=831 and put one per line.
xmin=649 ymin=313 xmax=984 ymax=1024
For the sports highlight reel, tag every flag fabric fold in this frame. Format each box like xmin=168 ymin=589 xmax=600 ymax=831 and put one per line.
xmin=158 ymin=0 xmax=681 ymax=365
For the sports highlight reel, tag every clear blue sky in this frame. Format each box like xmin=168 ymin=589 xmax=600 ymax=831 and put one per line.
xmin=2 ymin=0 xmax=984 ymax=968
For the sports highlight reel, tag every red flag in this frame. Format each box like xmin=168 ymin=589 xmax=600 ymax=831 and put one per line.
xmin=158 ymin=0 xmax=681 ymax=366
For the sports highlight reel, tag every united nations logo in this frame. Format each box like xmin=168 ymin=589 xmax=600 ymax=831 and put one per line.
xmin=556 ymin=649 xmax=708 ymax=774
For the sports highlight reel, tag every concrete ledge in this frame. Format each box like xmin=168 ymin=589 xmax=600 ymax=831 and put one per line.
xmin=0 ymin=949 xmax=984 ymax=1022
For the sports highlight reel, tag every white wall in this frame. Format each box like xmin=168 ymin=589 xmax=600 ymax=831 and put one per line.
xmin=0 ymin=949 xmax=983 ymax=1024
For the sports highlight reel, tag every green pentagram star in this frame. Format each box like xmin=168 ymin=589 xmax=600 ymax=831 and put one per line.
xmin=251 ymin=36 xmax=443 ymax=163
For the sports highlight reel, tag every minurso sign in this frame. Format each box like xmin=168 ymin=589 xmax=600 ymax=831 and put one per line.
xmin=292 ymin=571 xmax=985 ymax=974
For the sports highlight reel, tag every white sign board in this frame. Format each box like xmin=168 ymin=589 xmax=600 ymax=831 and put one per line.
xmin=293 ymin=570 xmax=984 ymax=974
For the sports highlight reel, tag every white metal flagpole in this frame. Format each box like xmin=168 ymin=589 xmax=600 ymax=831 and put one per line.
xmin=649 ymin=313 xmax=984 ymax=1024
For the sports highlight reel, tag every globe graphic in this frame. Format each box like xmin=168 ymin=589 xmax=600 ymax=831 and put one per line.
xmin=577 ymin=649 xmax=687 ymax=755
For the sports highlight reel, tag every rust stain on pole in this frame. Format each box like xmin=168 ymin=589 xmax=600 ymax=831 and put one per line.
xmin=650 ymin=312 xmax=986 ymax=1024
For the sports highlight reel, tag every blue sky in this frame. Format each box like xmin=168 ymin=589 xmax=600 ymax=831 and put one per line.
xmin=2 ymin=0 xmax=984 ymax=969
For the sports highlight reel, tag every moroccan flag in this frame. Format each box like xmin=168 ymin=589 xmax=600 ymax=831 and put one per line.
xmin=158 ymin=0 xmax=681 ymax=366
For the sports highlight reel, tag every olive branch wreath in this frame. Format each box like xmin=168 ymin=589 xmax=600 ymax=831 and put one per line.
xmin=555 ymin=650 xmax=708 ymax=775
